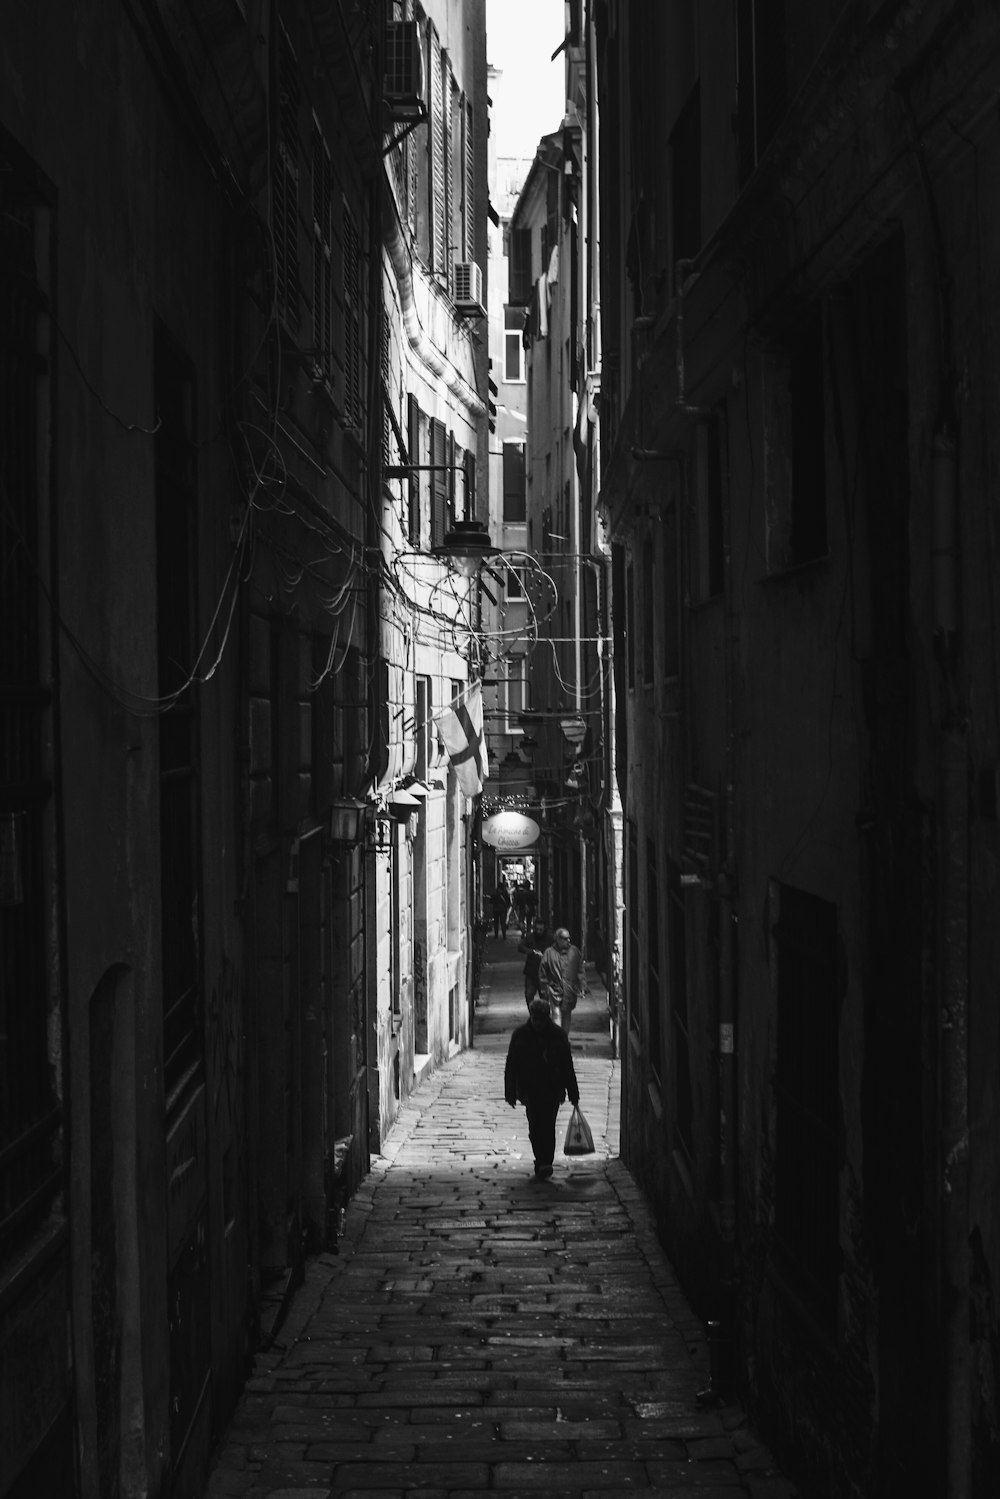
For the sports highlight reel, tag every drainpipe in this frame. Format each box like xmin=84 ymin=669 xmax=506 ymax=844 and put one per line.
xmin=934 ymin=426 xmax=970 ymax=1498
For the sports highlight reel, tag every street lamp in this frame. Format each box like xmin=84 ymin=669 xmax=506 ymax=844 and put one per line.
xmin=329 ymin=798 xmax=367 ymax=843
xmin=432 ymin=518 xmax=499 ymax=577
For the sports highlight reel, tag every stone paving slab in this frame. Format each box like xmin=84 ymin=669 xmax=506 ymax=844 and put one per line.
xmin=203 ymin=944 xmax=798 ymax=1498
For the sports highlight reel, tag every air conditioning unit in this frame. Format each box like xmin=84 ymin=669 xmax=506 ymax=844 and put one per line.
xmin=384 ymin=21 xmax=425 ymax=118
xmin=454 ymin=261 xmax=486 ymax=316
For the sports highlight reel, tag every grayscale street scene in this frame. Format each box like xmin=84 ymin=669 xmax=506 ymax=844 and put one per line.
xmin=205 ymin=939 xmax=797 ymax=1498
xmin=2 ymin=3 xmax=999 ymax=1497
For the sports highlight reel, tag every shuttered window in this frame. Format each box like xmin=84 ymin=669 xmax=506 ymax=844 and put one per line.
xmin=508 ymin=226 xmax=532 ymax=306
xmin=273 ymin=20 xmax=301 ymax=329
xmin=668 ymin=860 xmax=691 ymax=1152
xmin=428 ymin=22 xmax=446 ymax=277
xmin=311 ymin=123 xmax=333 ymax=382
xmin=464 ymin=98 xmax=475 ymax=261
xmin=343 ymin=202 xmax=363 ymax=427
xmin=407 ymin=394 xmax=421 ymax=541
xmin=429 ymin=416 xmax=449 ymax=547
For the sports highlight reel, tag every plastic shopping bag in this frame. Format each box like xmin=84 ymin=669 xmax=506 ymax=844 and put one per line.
xmin=563 ymin=1104 xmax=595 ymax=1155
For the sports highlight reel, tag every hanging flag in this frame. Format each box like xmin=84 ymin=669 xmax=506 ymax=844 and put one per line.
xmin=436 ymin=682 xmax=488 ymax=798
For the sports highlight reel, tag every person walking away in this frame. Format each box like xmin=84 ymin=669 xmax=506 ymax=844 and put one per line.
xmin=518 ymin=917 xmax=552 ymax=1009
xmin=490 ymin=880 xmax=511 ymax=939
xmin=504 ymin=997 xmax=580 ymax=1179
xmin=538 ymin=926 xmax=585 ymax=1034
xmin=515 ymin=877 xmax=533 ymax=929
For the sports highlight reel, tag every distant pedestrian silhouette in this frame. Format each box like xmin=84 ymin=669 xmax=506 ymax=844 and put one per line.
xmin=490 ymin=880 xmax=511 ymax=938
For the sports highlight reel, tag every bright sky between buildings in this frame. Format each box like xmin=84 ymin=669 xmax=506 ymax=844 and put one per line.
xmin=486 ymin=0 xmax=566 ymax=159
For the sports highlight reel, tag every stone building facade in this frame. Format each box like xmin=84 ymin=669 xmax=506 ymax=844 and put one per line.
xmin=596 ymin=2 xmax=1000 ymax=1494
xmin=0 ymin=2 xmax=487 ymax=1495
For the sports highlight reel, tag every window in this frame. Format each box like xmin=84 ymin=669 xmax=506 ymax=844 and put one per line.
xmin=0 ymin=172 xmax=61 ymax=1265
xmin=504 ymin=306 xmax=526 ymax=382
xmin=416 ymin=676 xmax=432 ymax=782
xmin=668 ymin=861 xmax=692 ymax=1154
xmin=343 ymin=202 xmax=363 ymax=427
xmin=407 ymin=394 xmax=421 ymax=541
xmin=694 ymin=412 xmax=726 ymax=601
xmin=646 ymin=843 xmax=662 ymax=1084
xmin=461 ymin=447 xmax=476 ymax=518
xmin=428 ymin=20 xmax=448 ymax=278
xmin=463 ymin=98 xmax=475 ymax=261
xmin=504 ymin=564 xmax=524 ymax=600
xmin=502 ymin=656 xmax=527 ymax=730
xmin=772 ymin=883 xmax=840 ymax=1325
xmin=627 ymin=825 xmax=640 ymax=1039
xmin=789 ymin=309 xmax=827 ymax=564
xmin=662 ymin=502 xmax=679 ymax=678
xmin=670 ymin=80 xmax=701 ymax=268
xmin=626 ymin=560 xmax=635 ymax=690
xmin=737 ymin=0 xmax=787 ymax=183
xmin=642 ymin=541 xmax=654 ymax=686
xmin=155 ymin=328 xmax=203 ymax=1108
xmin=429 ymin=418 xmax=452 ymax=548
xmin=311 ymin=122 xmax=333 ymax=382
xmin=508 ymin=224 xmax=533 ymax=305
xmin=272 ymin=20 xmax=301 ymax=329
xmin=502 ymin=441 xmax=526 ymax=522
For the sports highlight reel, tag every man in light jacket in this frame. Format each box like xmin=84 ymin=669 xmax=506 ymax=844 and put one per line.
xmin=538 ymin=927 xmax=585 ymax=1034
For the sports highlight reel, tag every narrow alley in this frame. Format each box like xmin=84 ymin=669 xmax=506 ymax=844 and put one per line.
xmin=203 ymin=940 xmax=798 ymax=1499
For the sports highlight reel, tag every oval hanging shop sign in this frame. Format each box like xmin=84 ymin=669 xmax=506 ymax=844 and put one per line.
xmin=481 ymin=812 xmax=540 ymax=849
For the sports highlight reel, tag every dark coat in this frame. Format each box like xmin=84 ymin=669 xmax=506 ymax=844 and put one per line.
xmin=504 ymin=1017 xmax=580 ymax=1109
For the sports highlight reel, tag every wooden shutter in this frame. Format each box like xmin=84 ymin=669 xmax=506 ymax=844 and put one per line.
xmin=407 ymin=394 xmax=421 ymax=542
xmin=443 ymin=54 xmax=454 ymax=285
xmin=429 ymin=23 xmax=446 ymax=276
xmin=464 ymin=97 xmax=475 ymax=260
xmin=430 ymin=417 xmax=448 ymax=547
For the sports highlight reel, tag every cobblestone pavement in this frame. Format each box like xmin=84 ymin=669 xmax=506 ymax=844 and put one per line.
xmin=204 ymin=933 xmax=799 ymax=1498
